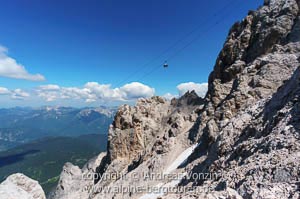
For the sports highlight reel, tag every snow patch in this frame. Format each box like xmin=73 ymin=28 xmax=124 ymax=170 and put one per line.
xmin=164 ymin=143 xmax=199 ymax=175
xmin=139 ymin=143 xmax=200 ymax=199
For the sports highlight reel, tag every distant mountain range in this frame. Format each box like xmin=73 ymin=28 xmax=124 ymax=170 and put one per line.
xmin=0 ymin=106 xmax=117 ymax=151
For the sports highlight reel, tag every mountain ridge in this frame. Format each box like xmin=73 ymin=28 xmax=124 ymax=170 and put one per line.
xmin=0 ymin=106 xmax=116 ymax=151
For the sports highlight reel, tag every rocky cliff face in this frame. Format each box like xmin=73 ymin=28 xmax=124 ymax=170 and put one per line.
xmin=104 ymin=93 xmax=202 ymax=173
xmin=1 ymin=0 xmax=300 ymax=198
xmin=48 ymin=153 xmax=106 ymax=199
xmin=176 ymin=0 xmax=300 ymax=198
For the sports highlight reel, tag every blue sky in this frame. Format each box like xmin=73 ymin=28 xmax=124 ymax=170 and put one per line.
xmin=0 ymin=0 xmax=262 ymax=107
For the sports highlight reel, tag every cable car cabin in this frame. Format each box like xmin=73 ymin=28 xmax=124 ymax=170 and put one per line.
xmin=163 ymin=62 xmax=168 ymax=68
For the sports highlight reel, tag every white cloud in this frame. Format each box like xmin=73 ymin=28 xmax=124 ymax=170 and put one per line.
xmin=37 ymin=91 xmax=58 ymax=102
xmin=84 ymin=82 xmax=122 ymax=101
xmin=39 ymin=84 xmax=60 ymax=90
xmin=120 ymin=82 xmax=155 ymax=99
xmin=0 ymin=87 xmax=10 ymax=95
xmin=0 ymin=87 xmax=29 ymax=100
xmin=36 ymin=82 xmax=155 ymax=103
xmin=0 ymin=45 xmax=45 ymax=81
xmin=177 ymin=82 xmax=208 ymax=97
xmin=162 ymin=93 xmax=178 ymax=101
xmin=36 ymin=85 xmax=61 ymax=101
xmin=10 ymin=89 xmax=30 ymax=100
xmin=1 ymin=81 xmax=208 ymax=104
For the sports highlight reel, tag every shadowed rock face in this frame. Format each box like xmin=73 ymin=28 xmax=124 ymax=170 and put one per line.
xmin=195 ymin=0 xmax=300 ymax=143
xmin=177 ymin=0 xmax=300 ymax=198
xmin=3 ymin=0 xmax=300 ymax=199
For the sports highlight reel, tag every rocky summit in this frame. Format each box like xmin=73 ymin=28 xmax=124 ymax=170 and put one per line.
xmin=0 ymin=173 xmax=46 ymax=199
xmin=1 ymin=0 xmax=300 ymax=198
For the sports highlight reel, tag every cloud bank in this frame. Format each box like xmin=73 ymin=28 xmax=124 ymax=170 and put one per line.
xmin=36 ymin=82 xmax=155 ymax=103
xmin=0 ymin=81 xmax=207 ymax=104
xmin=0 ymin=87 xmax=10 ymax=95
xmin=0 ymin=45 xmax=45 ymax=81
xmin=0 ymin=86 xmax=30 ymax=100
xmin=11 ymin=89 xmax=30 ymax=100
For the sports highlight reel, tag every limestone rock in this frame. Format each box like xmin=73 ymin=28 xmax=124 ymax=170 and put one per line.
xmin=49 ymin=153 xmax=106 ymax=199
xmin=0 ymin=173 xmax=46 ymax=199
xmin=176 ymin=0 xmax=300 ymax=198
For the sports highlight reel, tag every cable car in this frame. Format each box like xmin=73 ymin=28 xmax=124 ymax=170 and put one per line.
xmin=163 ymin=61 xmax=168 ymax=68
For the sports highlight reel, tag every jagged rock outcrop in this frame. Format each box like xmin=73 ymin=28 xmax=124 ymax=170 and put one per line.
xmin=89 ymin=93 xmax=204 ymax=198
xmin=106 ymin=94 xmax=202 ymax=165
xmin=49 ymin=153 xmax=106 ymax=199
xmin=0 ymin=173 xmax=46 ymax=199
xmin=199 ymin=0 xmax=300 ymax=143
